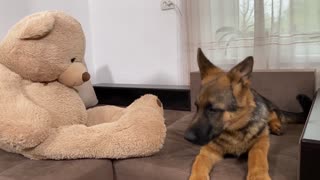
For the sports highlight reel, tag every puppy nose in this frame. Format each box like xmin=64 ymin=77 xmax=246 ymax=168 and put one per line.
xmin=184 ymin=130 xmax=198 ymax=143
xmin=82 ymin=72 xmax=90 ymax=82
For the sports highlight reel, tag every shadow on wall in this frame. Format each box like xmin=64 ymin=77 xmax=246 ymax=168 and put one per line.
xmin=144 ymin=72 xmax=178 ymax=85
xmin=96 ymin=65 xmax=114 ymax=84
xmin=96 ymin=68 xmax=178 ymax=85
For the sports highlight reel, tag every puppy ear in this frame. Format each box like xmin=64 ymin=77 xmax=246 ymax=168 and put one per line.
xmin=228 ymin=56 xmax=254 ymax=83
xmin=197 ymin=48 xmax=223 ymax=81
xmin=19 ymin=12 xmax=55 ymax=40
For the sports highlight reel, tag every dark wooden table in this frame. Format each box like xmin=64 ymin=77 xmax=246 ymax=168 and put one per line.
xmin=300 ymin=89 xmax=320 ymax=180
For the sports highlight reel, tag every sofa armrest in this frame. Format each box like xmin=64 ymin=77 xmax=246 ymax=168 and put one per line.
xmin=299 ymin=89 xmax=320 ymax=180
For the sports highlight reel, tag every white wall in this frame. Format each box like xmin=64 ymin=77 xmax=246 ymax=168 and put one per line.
xmin=88 ymin=0 xmax=187 ymax=85
xmin=0 ymin=0 xmax=189 ymax=86
xmin=0 ymin=0 xmax=29 ymax=39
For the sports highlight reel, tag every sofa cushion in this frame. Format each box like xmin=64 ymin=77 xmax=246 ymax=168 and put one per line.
xmin=0 ymin=150 xmax=113 ymax=180
xmin=113 ymin=113 xmax=304 ymax=180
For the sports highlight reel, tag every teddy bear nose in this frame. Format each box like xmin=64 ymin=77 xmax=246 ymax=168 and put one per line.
xmin=82 ymin=72 xmax=90 ymax=82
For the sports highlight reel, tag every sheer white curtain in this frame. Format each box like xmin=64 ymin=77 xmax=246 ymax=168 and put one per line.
xmin=186 ymin=0 xmax=320 ymax=77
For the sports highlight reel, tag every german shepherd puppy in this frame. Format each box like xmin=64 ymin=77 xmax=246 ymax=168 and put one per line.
xmin=184 ymin=48 xmax=312 ymax=180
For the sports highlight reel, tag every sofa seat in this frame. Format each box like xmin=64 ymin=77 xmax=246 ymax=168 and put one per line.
xmin=0 ymin=109 xmax=190 ymax=180
xmin=0 ymin=150 xmax=113 ymax=180
xmin=0 ymin=112 xmax=306 ymax=180
xmin=113 ymin=113 xmax=304 ymax=180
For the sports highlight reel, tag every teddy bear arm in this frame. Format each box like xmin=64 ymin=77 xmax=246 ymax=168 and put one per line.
xmin=0 ymin=98 xmax=51 ymax=151
xmin=86 ymin=105 xmax=125 ymax=126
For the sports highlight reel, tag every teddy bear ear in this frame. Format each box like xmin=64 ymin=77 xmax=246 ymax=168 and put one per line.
xmin=19 ymin=12 xmax=56 ymax=40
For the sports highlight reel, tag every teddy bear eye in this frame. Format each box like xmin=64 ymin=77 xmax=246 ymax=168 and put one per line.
xmin=71 ymin=58 xmax=76 ymax=63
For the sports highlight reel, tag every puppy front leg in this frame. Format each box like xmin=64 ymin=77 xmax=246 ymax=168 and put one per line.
xmin=189 ymin=143 xmax=223 ymax=180
xmin=247 ymin=130 xmax=271 ymax=180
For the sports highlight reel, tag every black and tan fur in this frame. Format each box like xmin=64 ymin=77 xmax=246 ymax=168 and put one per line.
xmin=184 ymin=48 xmax=311 ymax=180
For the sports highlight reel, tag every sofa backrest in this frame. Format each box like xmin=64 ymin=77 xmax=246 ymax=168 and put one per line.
xmin=190 ymin=70 xmax=316 ymax=112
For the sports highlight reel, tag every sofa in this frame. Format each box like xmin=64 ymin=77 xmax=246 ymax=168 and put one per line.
xmin=0 ymin=70 xmax=316 ymax=180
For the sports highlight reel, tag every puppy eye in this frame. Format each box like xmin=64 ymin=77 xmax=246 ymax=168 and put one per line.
xmin=209 ymin=107 xmax=217 ymax=112
xmin=207 ymin=106 xmax=223 ymax=113
xmin=71 ymin=58 xmax=76 ymax=63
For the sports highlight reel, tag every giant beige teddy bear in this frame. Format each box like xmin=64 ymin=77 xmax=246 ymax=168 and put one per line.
xmin=0 ymin=11 xmax=166 ymax=160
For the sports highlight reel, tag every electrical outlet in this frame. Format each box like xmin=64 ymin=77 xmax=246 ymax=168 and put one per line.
xmin=160 ymin=0 xmax=175 ymax=11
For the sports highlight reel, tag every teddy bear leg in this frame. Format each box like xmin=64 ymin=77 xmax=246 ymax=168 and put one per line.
xmin=0 ymin=99 xmax=50 ymax=151
xmin=86 ymin=105 xmax=125 ymax=126
xmin=27 ymin=95 xmax=165 ymax=159
xmin=29 ymin=105 xmax=165 ymax=159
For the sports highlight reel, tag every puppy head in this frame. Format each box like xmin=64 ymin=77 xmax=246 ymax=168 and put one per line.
xmin=184 ymin=48 xmax=255 ymax=145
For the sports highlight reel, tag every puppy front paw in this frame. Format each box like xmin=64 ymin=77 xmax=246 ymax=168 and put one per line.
xmin=189 ymin=173 xmax=210 ymax=180
xmin=247 ymin=172 xmax=271 ymax=180
xmin=269 ymin=121 xmax=283 ymax=136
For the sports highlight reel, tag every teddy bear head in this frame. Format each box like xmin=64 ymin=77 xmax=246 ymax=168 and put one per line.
xmin=0 ymin=11 xmax=90 ymax=87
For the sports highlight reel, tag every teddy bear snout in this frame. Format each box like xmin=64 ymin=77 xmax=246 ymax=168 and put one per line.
xmin=82 ymin=72 xmax=90 ymax=82
xmin=58 ymin=63 xmax=89 ymax=87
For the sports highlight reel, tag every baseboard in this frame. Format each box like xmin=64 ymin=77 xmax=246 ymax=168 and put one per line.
xmin=93 ymin=83 xmax=191 ymax=111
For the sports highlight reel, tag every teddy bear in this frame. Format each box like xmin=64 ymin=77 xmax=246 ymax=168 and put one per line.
xmin=0 ymin=11 xmax=166 ymax=160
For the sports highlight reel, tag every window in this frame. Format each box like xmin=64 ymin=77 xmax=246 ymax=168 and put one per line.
xmin=187 ymin=0 xmax=320 ymax=70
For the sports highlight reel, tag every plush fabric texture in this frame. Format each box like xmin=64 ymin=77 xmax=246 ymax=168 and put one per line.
xmin=0 ymin=11 xmax=166 ymax=160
